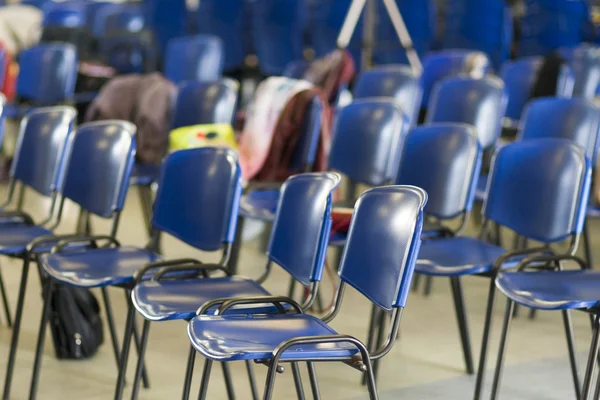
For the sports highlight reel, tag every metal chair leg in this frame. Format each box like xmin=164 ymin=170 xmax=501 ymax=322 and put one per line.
xmin=411 ymin=274 xmax=422 ymax=292
xmin=138 ymin=185 xmax=153 ymax=237
xmin=489 ymin=299 xmax=515 ymax=400
xmin=245 ymin=360 xmax=259 ymax=400
xmin=423 ymin=276 xmax=433 ymax=296
xmin=582 ymin=314 xmax=600 ymax=399
xmin=102 ymin=287 xmax=122 ymax=368
xmin=114 ymin=296 xmax=136 ymax=400
xmin=563 ymin=310 xmax=582 ymax=400
xmin=307 ymin=362 xmax=321 ymax=400
xmin=2 ymin=257 xmax=29 ymax=400
xmin=362 ymin=304 xmax=379 ymax=385
xmin=182 ymin=345 xmax=197 ymax=400
xmin=131 ymin=320 xmax=151 ymax=400
xmin=584 ymin=220 xmax=594 ymax=270
xmin=28 ymin=279 xmax=55 ymax=400
xmin=291 ymin=362 xmax=306 ymax=400
xmin=288 ymin=278 xmax=297 ymax=299
xmin=198 ymin=359 xmax=213 ymax=400
xmin=593 ymin=366 xmax=600 ymax=400
xmin=372 ymin=308 xmax=388 ymax=383
xmin=126 ymin=291 xmax=150 ymax=389
xmin=221 ymin=363 xmax=236 ymax=400
xmin=0 ymin=263 xmax=12 ymax=327
xmin=473 ymin=278 xmax=498 ymax=400
xmin=450 ymin=277 xmax=474 ymax=374
xmin=263 ymin=358 xmax=280 ymax=400
xmin=228 ymin=216 xmax=245 ymax=275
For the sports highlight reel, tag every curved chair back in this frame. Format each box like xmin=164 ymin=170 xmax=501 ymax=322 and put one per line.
xmin=251 ymin=0 xmax=307 ymax=76
xmin=16 ymin=44 xmax=78 ymax=104
xmin=60 ymin=121 xmax=136 ymax=219
xmin=93 ymin=4 xmax=145 ymax=37
xmin=518 ymin=97 xmax=600 ymax=163
xmin=339 ymin=186 xmax=427 ymax=310
xmin=43 ymin=2 xmax=87 ymax=28
xmin=85 ymin=1 xmax=114 ymax=32
xmin=164 ymin=35 xmax=225 ymax=84
xmin=420 ymin=50 xmax=491 ymax=108
xmin=328 ymin=99 xmax=408 ymax=186
xmin=569 ymin=46 xmax=600 ymax=99
xmin=396 ymin=123 xmax=481 ymax=220
xmin=484 ymin=139 xmax=591 ymax=243
xmin=151 ymin=147 xmax=241 ymax=251
xmin=171 ymin=79 xmax=239 ymax=129
xmin=11 ymin=107 xmax=76 ymax=197
xmin=427 ymin=76 xmax=506 ymax=150
xmin=268 ymin=173 xmax=340 ymax=286
xmin=354 ymin=66 xmax=422 ymax=126
xmin=290 ymin=97 xmax=323 ymax=172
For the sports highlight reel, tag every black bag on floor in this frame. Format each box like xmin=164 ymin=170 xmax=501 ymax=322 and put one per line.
xmin=48 ymin=284 xmax=104 ymax=360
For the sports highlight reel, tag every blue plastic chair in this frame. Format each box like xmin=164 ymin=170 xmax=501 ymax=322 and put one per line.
xmin=164 ymin=35 xmax=225 ymax=84
xmin=196 ymin=0 xmax=246 ymax=72
xmin=5 ymin=44 xmax=78 ymax=119
xmin=142 ymin=0 xmax=187 ymax=57
xmin=22 ymin=120 xmax=141 ymax=399
xmin=185 ymin=185 xmax=426 ymax=399
xmin=251 ymin=0 xmax=307 ymax=76
xmin=353 ymin=65 xmax=423 ymax=127
xmin=42 ymin=2 xmax=87 ymax=28
xmin=92 ymin=4 xmax=145 ymax=37
xmin=85 ymin=1 xmax=115 ymax=32
xmin=129 ymin=172 xmax=340 ymax=399
xmin=565 ymin=44 xmax=600 ymax=99
xmin=420 ymin=50 xmax=492 ymax=110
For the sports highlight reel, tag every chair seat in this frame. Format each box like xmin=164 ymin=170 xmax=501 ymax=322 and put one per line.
xmin=130 ymin=163 xmax=160 ymax=186
xmin=0 ymin=223 xmax=53 ymax=255
xmin=188 ymin=313 xmax=359 ymax=361
xmin=239 ymin=190 xmax=280 ymax=221
xmin=475 ymin=173 xmax=488 ymax=201
xmin=416 ymin=236 xmax=506 ymax=276
xmin=132 ymin=276 xmax=272 ymax=321
xmin=496 ymin=270 xmax=600 ymax=310
xmin=40 ymin=246 xmax=160 ymax=288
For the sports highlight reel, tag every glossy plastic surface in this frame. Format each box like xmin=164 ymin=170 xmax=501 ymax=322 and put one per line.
xmin=328 ymin=99 xmax=408 ymax=186
xmin=151 ymin=147 xmax=242 ymax=250
xmin=353 ymin=66 xmax=423 ymax=127
xmin=171 ymin=79 xmax=239 ymax=129
xmin=484 ymin=139 xmax=590 ymax=242
xmin=11 ymin=107 xmax=76 ymax=197
xmin=164 ymin=35 xmax=225 ymax=84
xmin=93 ymin=4 xmax=145 ymax=37
xmin=396 ymin=123 xmax=481 ymax=219
xmin=268 ymin=173 xmax=340 ymax=286
xmin=427 ymin=76 xmax=506 ymax=150
xmin=568 ymin=45 xmax=600 ymax=99
xmin=16 ymin=44 xmax=78 ymax=104
xmin=239 ymin=190 xmax=279 ymax=222
xmin=0 ymin=223 xmax=53 ymax=255
xmin=60 ymin=121 xmax=137 ymax=218
xmin=501 ymin=57 xmax=543 ymax=120
xmin=339 ymin=186 xmax=427 ymax=310
xmin=43 ymin=2 xmax=86 ymax=28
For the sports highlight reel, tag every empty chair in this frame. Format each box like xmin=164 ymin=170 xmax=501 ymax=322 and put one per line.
xmin=185 ymin=185 xmax=427 ymax=399
xmin=567 ymin=44 xmax=600 ymax=99
xmin=164 ymin=35 xmax=225 ymax=84
xmin=353 ymin=65 xmax=422 ymax=127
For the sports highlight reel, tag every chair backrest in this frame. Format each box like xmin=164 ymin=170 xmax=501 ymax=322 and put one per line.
xmin=420 ymin=49 xmax=492 ymax=108
xmin=151 ymin=147 xmax=242 ymax=251
xmin=16 ymin=43 xmax=78 ymax=104
xmin=568 ymin=45 xmax=600 ymax=99
xmin=339 ymin=186 xmax=427 ymax=310
xmin=43 ymin=2 xmax=87 ymax=28
xmin=426 ymin=76 xmax=506 ymax=150
xmin=484 ymin=138 xmax=590 ymax=243
xmin=85 ymin=1 xmax=114 ymax=32
xmin=268 ymin=172 xmax=340 ymax=286
xmin=60 ymin=121 xmax=136 ymax=218
xmin=142 ymin=0 xmax=187 ymax=55
xmin=518 ymin=97 xmax=600 ymax=163
xmin=171 ymin=79 xmax=239 ymax=129
xmin=164 ymin=35 xmax=225 ymax=84
xmin=328 ymin=99 xmax=408 ymax=186
xmin=290 ymin=97 xmax=323 ymax=172
xmin=251 ymin=0 xmax=307 ymax=76
xmin=93 ymin=4 xmax=145 ymax=37
xmin=353 ymin=66 xmax=422 ymax=127
xmin=11 ymin=107 xmax=76 ymax=197
xmin=396 ymin=123 xmax=481 ymax=219
xmin=196 ymin=0 xmax=246 ymax=72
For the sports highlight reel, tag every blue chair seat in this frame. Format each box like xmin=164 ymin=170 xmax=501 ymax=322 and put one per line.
xmin=496 ymin=270 xmax=600 ymax=310
xmin=131 ymin=163 xmax=161 ymax=186
xmin=132 ymin=276 xmax=272 ymax=321
xmin=416 ymin=237 xmax=506 ymax=276
xmin=40 ymin=246 xmax=160 ymax=288
xmin=188 ymin=313 xmax=359 ymax=361
xmin=0 ymin=224 xmax=53 ymax=254
xmin=239 ymin=190 xmax=280 ymax=221
xmin=475 ymin=173 xmax=488 ymax=201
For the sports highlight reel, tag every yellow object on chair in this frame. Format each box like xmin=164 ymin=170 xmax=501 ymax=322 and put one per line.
xmin=169 ymin=124 xmax=237 ymax=152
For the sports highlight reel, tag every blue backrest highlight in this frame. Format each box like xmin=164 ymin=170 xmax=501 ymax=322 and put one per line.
xmin=11 ymin=107 xmax=76 ymax=197
xmin=396 ymin=123 xmax=481 ymax=219
xmin=164 ymin=35 xmax=225 ymax=84
xmin=43 ymin=2 xmax=87 ymax=28
xmin=329 ymin=99 xmax=408 ymax=186
xmin=268 ymin=173 xmax=341 ymax=286
xmin=171 ymin=79 xmax=239 ymax=129
xmin=426 ymin=76 xmax=506 ymax=150
xmin=519 ymin=97 xmax=600 ymax=163
xmin=93 ymin=4 xmax=145 ymax=37
xmin=567 ymin=45 xmax=600 ymax=99
xmin=16 ymin=44 xmax=78 ymax=104
xmin=151 ymin=147 xmax=242 ymax=251
xmin=484 ymin=139 xmax=591 ymax=242
xmin=339 ymin=186 xmax=427 ymax=310
xmin=60 ymin=121 xmax=136 ymax=218
xmin=354 ymin=66 xmax=423 ymax=127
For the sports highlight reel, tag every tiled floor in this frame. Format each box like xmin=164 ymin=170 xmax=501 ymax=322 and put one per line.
xmin=0 ymin=187 xmax=598 ymax=399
